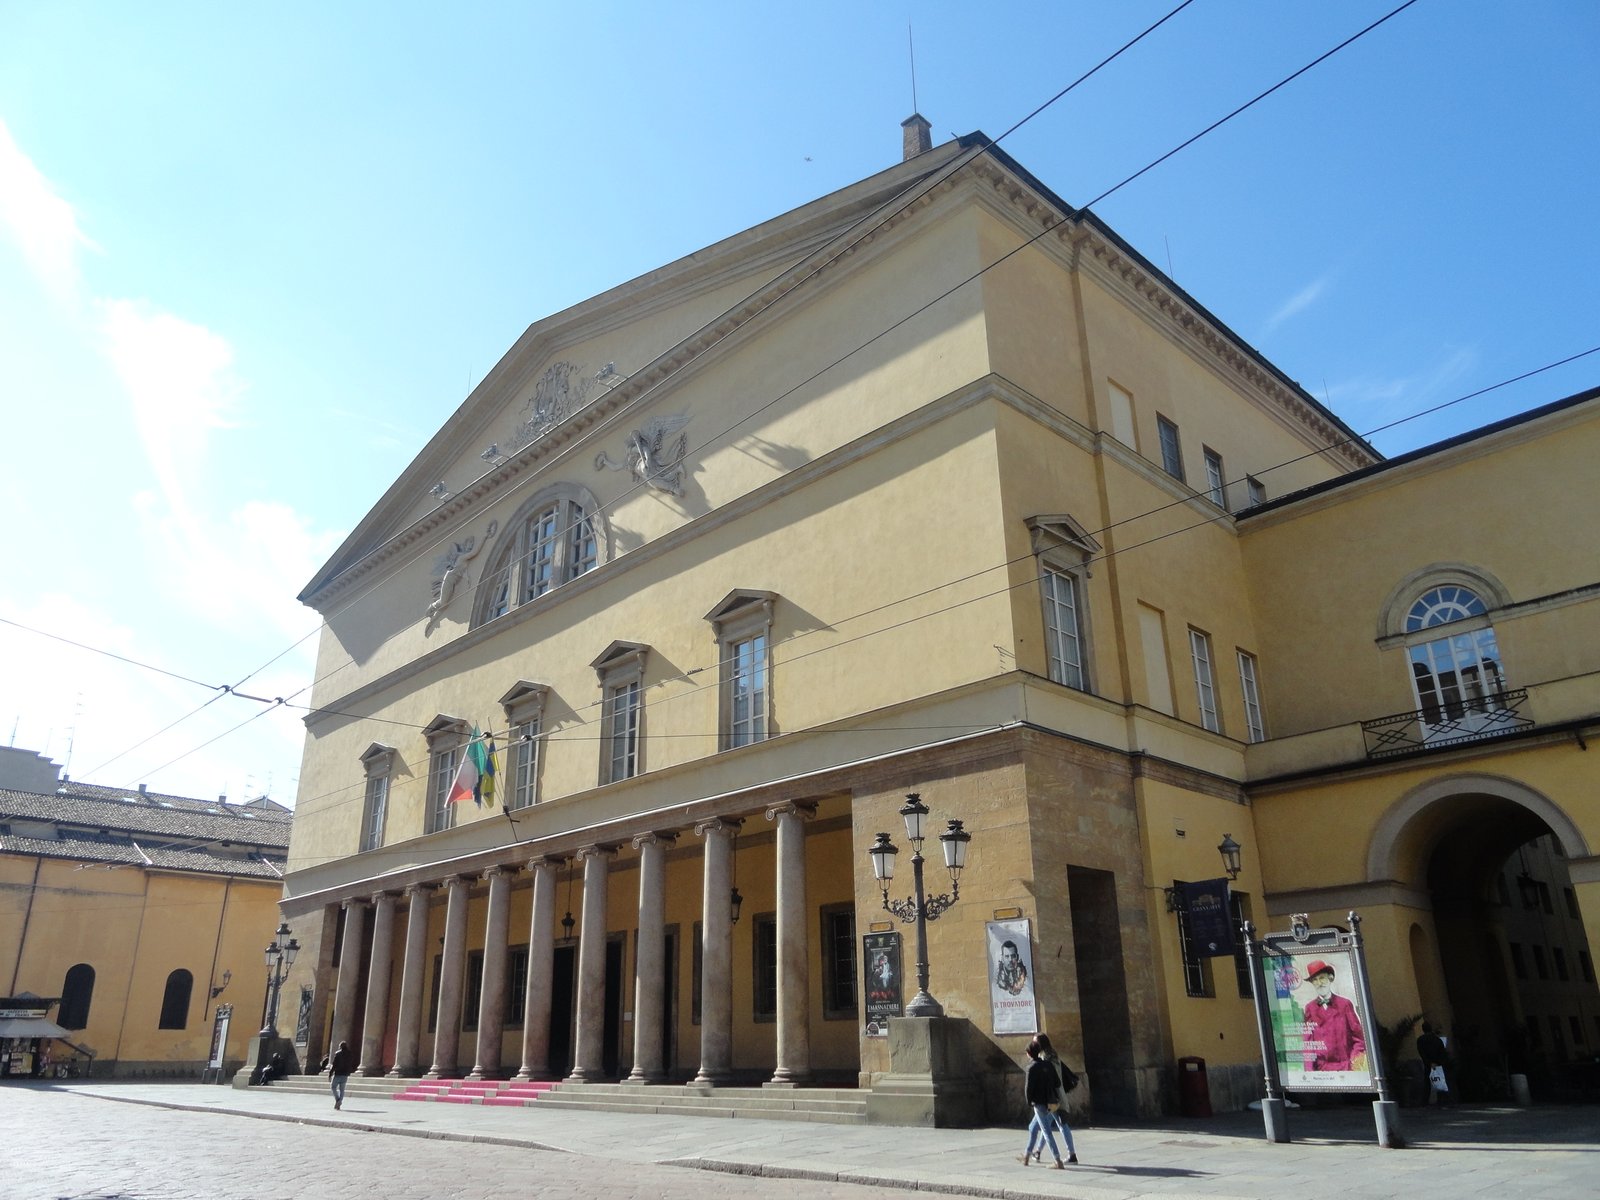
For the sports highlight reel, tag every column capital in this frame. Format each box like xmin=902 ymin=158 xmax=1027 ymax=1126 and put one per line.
xmin=482 ymin=863 xmax=516 ymax=884
xmin=443 ymin=873 xmax=473 ymax=893
xmin=694 ymin=815 xmax=743 ymax=839
xmin=632 ymin=830 xmax=678 ymax=852
xmin=575 ymin=843 xmax=617 ymax=862
xmin=341 ymin=896 xmax=370 ymax=912
xmin=369 ymin=890 xmax=398 ymax=906
xmin=402 ymin=882 xmax=435 ymax=898
xmin=765 ymin=800 xmax=816 ymax=823
xmin=526 ymin=853 xmax=565 ymax=872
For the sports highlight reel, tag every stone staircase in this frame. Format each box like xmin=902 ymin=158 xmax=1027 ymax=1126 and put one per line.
xmin=261 ymin=1073 xmax=867 ymax=1123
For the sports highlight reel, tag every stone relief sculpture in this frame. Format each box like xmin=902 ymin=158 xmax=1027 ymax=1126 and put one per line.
xmin=594 ymin=412 xmax=692 ymax=496
xmin=427 ymin=519 xmax=499 ymax=620
xmin=513 ymin=362 xmax=593 ymax=449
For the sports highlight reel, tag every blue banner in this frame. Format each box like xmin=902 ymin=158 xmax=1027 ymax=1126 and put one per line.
xmin=1178 ymin=878 xmax=1235 ymax=958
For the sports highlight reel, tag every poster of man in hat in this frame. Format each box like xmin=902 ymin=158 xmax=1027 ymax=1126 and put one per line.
xmin=1264 ymin=948 xmax=1372 ymax=1090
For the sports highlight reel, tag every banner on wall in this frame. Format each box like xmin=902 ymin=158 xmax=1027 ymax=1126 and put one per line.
xmin=1176 ymin=878 xmax=1236 ymax=958
xmin=985 ymin=918 xmax=1038 ymax=1035
xmin=863 ymin=931 xmax=902 ymax=1037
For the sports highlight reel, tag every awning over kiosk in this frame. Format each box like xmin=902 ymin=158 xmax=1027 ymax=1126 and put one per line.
xmin=0 ymin=1017 xmax=70 ymax=1039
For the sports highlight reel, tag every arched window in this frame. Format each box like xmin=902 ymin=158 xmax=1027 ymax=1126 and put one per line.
xmin=158 ymin=969 xmax=193 ymax=1030
xmin=1404 ymin=585 xmax=1506 ymax=725
xmin=473 ymin=484 xmax=609 ymax=626
xmin=59 ymin=963 xmax=95 ymax=1030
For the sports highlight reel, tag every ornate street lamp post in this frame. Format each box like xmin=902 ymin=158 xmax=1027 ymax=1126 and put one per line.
xmin=867 ymin=793 xmax=972 ymax=1018
xmin=259 ymin=921 xmax=300 ymax=1037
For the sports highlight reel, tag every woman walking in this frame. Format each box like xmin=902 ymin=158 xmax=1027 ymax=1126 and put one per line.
xmin=1030 ymin=1032 xmax=1078 ymax=1164
xmin=1020 ymin=1036 xmax=1068 ymax=1169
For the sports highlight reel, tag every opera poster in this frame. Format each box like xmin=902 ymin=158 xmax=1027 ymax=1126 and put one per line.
xmin=1263 ymin=946 xmax=1374 ymax=1091
xmin=863 ymin=931 xmax=902 ymax=1037
xmin=985 ymin=918 xmax=1038 ymax=1035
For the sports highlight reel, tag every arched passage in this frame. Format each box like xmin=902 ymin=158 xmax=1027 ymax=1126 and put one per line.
xmin=1366 ymin=775 xmax=1599 ymax=1099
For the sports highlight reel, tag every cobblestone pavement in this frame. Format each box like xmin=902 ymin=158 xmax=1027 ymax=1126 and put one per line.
xmin=3 ymin=1086 xmax=905 ymax=1200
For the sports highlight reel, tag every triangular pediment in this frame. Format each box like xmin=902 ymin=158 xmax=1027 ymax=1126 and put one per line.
xmin=1025 ymin=514 xmax=1102 ymax=560
xmin=704 ymin=589 xmax=777 ymax=625
xmin=589 ymin=640 xmax=650 ymax=673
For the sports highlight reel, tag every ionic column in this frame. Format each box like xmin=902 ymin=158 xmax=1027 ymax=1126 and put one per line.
xmin=358 ymin=891 xmax=398 ymax=1076
xmin=767 ymin=802 xmax=815 ymax=1085
xmin=694 ymin=817 xmax=739 ymax=1085
xmin=388 ymin=884 xmax=433 ymax=1077
xmin=464 ymin=865 xmax=514 ymax=1079
xmin=628 ymin=832 xmax=675 ymax=1082
xmin=567 ymin=844 xmax=615 ymax=1082
xmin=425 ymin=874 xmax=471 ymax=1078
xmin=329 ymin=898 xmax=368 ymax=1052
xmin=514 ymin=856 xmax=560 ymax=1080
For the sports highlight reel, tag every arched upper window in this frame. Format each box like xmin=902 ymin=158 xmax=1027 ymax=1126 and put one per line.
xmin=59 ymin=963 xmax=95 ymax=1030
xmin=1402 ymin=585 xmax=1506 ymax=728
xmin=474 ymin=484 xmax=608 ymax=626
xmin=158 ymin=969 xmax=193 ymax=1030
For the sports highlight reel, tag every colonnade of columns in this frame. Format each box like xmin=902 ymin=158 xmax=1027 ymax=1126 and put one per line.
xmin=328 ymin=801 xmax=817 ymax=1083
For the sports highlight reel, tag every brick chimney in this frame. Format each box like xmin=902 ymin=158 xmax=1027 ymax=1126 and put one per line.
xmin=901 ymin=113 xmax=932 ymax=161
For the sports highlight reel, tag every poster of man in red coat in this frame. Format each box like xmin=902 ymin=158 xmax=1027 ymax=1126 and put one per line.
xmin=1300 ymin=959 xmax=1367 ymax=1072
xmin=1265 ymin=948 xmax=1373 ymax=1091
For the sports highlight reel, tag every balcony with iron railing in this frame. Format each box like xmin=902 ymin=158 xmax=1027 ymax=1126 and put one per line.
xmin=1361 ymin=688 xmax=1534 ymax=759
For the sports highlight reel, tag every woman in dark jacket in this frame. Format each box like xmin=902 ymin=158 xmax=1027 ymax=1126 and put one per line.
xmin=1020 ymin=1037 xmax=1067 ymax=1168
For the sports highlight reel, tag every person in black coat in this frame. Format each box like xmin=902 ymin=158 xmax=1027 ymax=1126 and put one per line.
xmin=1019 ymin=1037 xmax=1068 ymax=1169
xmin=1416 ymin=1022 xmax=1451 ymax=1104
xmin=322 ymin=1040 xmax=359 ymax=1110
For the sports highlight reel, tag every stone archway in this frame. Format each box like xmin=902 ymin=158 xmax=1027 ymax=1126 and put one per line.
xmin=1365 ymin=775 xmax=1597 ymax=1098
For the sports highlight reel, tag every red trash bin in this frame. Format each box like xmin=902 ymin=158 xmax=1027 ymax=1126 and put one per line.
xmin=1177 ymin=1055 xmax=1212 ymax=1117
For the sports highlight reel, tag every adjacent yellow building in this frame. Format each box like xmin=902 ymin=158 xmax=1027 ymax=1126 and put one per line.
xmin=0 ymin=747 xmax=291 ymax=1078
xmin=278 ymin=120 xmax=1600 ymax=1120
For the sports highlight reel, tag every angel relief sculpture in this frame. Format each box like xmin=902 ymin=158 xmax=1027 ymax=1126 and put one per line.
xmin=427 ymin=519 xmax=499 ymax=621
xmin=594 ymin=413 xmax=692 ymax=496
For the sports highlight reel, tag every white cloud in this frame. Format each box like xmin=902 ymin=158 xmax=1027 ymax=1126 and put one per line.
xmin=1263 ymin=275 xmax=1330 ymax=333
xmin=0 ymin=119 xmax=97 ymax=302
xmin=1324 ymin=347 xmax=1479 ymax=423
xmin=98 ymin=297 xmax=242 ymax=522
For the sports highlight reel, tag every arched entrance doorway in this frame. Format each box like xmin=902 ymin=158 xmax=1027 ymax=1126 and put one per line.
xmin=1370 ymin=775 xmax=1600 ymax=1100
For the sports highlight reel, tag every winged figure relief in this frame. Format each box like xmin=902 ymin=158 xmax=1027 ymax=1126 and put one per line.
xmin=594 ymin=412 xmax=692 ymax=496
xmin=428 ymin=519 xmax=499 ymax=620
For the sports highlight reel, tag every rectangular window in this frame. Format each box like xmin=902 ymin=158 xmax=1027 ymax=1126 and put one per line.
xmin=1108 ymin=381 xmax=1137 ymax=449
xmin=1549 ymin=1015 xmax=1564 ymax=1048
xmin=507 ymin=944 xmax=528 ymax=1027
xmin=1157 ymin=414 xmax=1185 ymax=480
xmin=1189 ymin=629 xmax=1221 ymax=733
xmin=820 ymin=905 xmax=857 ymax=1020
xmin=1540 ymin=882 xmax=1554 ymax=915
xmin=1581 ymin=950 xmax=1594 ymax=983
xmin=1042 ymin=567 xmax=1086 ymax=690
xmin=1230 ymin=892 xmax=1252 ymax=999
xmin=1510 ymin=941 xmax=1526 ymax=979
xmin=1572 ymin=1015 xmax=1585 ymax=1045
xmin=426 ymin=746 xmax=458 ymax=834
xmin=752 ymin=913 xmax=777 ymax=1021
xmin=1533 ymin=945 xmax=1549 ymax=980
xmin=1177 ymin=904 xmax=1214 ymax=998
xmin=1525 ymin=1013 xmax=1541 ymax=1046
xmin=360 ymin=773 xmax=389 ymax=852
xmin=463 ymin=950 xmax=484 ymax=1031
xmin=568 ymin=505 xmax=597 ymax=579
xmin=1554 ymin=948 xmax=1569 ymax=982
xmin=1203 ymin=447 xmax=1226 ymax=508
xmin=1566 ymin=888 xmax=1580 ymax=919
xmin=510 ymin=719 xmax=541 ymax=809
xmin=1237 ymin=651 xmax=1265 ymax=743
xmin=527 ymin=504 xmax=561 ymax=598
xmin=1246 ymin=475 xmax=1267 ymax=506
xmin=727 ymin=634 xmax=768 ymax=748
xmin=603 ymin=680 xmax=641 ymax=783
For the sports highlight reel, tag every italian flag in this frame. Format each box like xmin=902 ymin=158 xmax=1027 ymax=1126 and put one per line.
xmin=446 ymin=726 xmax=497 ymax=807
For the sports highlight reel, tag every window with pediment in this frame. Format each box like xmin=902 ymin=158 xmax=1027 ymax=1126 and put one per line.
xmin=706 ymin=590 xmax=776 ymax=750
xmin=422 ymin=716 xmax=469 ymax=834
xmin=358 ymin=743 xmax=394 ymax=852
xmin=474 ymin=483 xmax=608 ymax=626
xmin=592 ymin=643 xmax=648 ymax=785
xmin=499 ymin=681 xmax=549 ymax=810
xmin=1025 ymin=515 xmax=1099 ymax=693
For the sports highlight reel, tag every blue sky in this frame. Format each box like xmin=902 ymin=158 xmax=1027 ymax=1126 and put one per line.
xmin=1 ymin=1 xmax=1595 ymax=803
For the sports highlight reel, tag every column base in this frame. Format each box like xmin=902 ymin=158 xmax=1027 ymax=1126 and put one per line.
xmin=511 ymin=1065 xmax=549 ymax=1082
xmin=358 ymin=1064 xmax=389 ymax=1077
xmin=692 ymin=1068 xmax=732 ymax=1087
xmin=386 ymin=1064 xmax=419 ymax=1078
xmin=626 ymin=1068 xmax=667 ymax=1083
xmin=765 ymin=1070 xmax=812 ymax=1088
xmin=566 ymin=1066 xmax=606 ymax=1083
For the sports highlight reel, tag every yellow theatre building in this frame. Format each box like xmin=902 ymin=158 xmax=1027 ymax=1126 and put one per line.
xmin=0 ymin=747 xmax=292 ymax=1078
xmin=277 ymin=118 xmax=1600 ymax=1121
